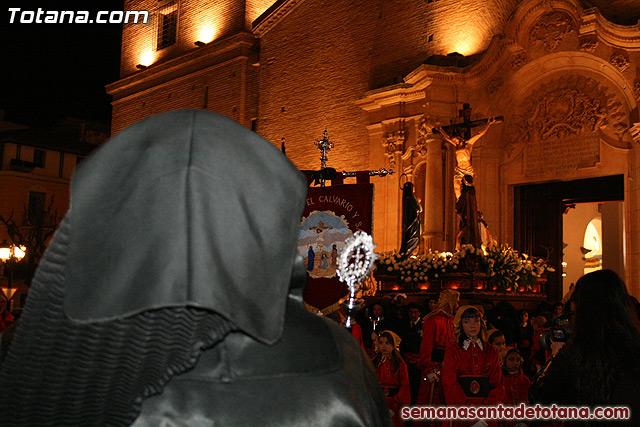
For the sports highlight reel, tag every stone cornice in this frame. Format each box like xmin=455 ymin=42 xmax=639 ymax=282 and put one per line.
xmin=506 ymin=0 xmax=582 ymax=42
xmin=378 ymin=0 xmax=640 ymax=95
xmin=355 ymin=83 xmax=427 ymax=112
xmin=252 ymin=0 xmax=306 ymax=38
xmin=580 ymin=8 xmax=640 ymax=50
xmin=402 ymin=36 xmax=520 ymax=86
xmin=107 ymin=32 xmax=256 ymax=101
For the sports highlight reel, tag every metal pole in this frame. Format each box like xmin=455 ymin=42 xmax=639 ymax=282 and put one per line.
xmin=6 ymin=258 xmax=12 ymax=312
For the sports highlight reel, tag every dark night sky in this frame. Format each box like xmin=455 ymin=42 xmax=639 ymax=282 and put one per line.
xmin=1 ymin=1 xmax=123 ymax=128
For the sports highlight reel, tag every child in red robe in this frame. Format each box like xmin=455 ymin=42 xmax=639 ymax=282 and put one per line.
xmin=500 ymin=347 xmax=530 ymax=427
xmin=374 ymin=330 xmax=411 ymax=427
xmin=442 ymin=305 xmax=505 ymax=427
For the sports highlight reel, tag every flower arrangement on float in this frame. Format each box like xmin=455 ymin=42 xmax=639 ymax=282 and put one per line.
xmin=374 ymin=242 xmax=555 ymax=293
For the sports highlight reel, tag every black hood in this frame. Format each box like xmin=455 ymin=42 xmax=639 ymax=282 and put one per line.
xmin=65 ymin=109 xmax=307 ymax=344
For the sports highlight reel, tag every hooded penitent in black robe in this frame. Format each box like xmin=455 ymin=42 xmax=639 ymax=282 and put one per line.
xmin=0 ymin=110 xmax=390 ymax=426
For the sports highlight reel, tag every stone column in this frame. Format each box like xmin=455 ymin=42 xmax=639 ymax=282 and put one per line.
xmin=423 ymin=137 xmax=444 ymax=251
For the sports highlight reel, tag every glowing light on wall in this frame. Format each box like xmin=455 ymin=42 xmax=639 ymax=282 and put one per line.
xmin=139 ymin=50 xmax=155 ymax=67
xmin=197 ymin=26 xmax=217 ymax=44
xmin=449 ymin=28 xmax=484 ymax=56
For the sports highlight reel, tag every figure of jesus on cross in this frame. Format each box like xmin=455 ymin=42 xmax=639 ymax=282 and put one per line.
xmin=434 ymin=104 xmax=502 ymax=200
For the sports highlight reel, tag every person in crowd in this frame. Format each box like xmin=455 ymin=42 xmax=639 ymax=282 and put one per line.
xmin=425 ymin=297 xmax=438 ymax=314
xmin=486 ymin=301 xmax=519 ymax=346
xmin=528 ymin=315 xmax=548 ymax=374
xmin=400 ymin=301 xmax=424 ymax=403
xmin=363 ymin=301 xmax=397 ymax=353
xmin=534 ymin=302 xmax=553 ymax=327
xmin=337 ymin=300 xmax=366 ymax=352
xmin=415 ymin=289 xmax=460 ymax=408
xmin=517 ymin=310 xmax=533 ymax=347
xmin=487 ymin=329 xmax=506 ymax=353
xmin=0 ymin=110 xmax=391 ymax=426
xmin=631 ymin=296 xmax=640 ymax=322
xmin=501 ymin=347 xmax=530 ymax=427
xmin=517 ymin=310 xmax=534 ymax=378
xmin=442 ymin=305 xmax=504 ymax=427
xmin=0 ymin=300 xmax=9 ymax=333
xmin=500 ymin=347 xmax=530 ymax=427
xmin=529 ymin=269 xmax=640 ymax=426
xmin=374 ymin=330 xmax=411 ymax=427
xmin=551 ymin=302 xmax=564 ymax=320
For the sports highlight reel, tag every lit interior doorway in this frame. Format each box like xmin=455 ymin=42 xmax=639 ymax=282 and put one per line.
xmin=514 ymin=175 xmax=624 ymax=301
xmin=562 ymin=201 xmax=625 ymax=298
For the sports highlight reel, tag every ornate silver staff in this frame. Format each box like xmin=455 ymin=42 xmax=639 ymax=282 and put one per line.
xmin=337 ymin=231 xmax=377 ymax=328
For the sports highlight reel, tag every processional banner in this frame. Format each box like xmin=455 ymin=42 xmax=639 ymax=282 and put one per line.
xmin=299 ymin=183 xmax=374 ymax=314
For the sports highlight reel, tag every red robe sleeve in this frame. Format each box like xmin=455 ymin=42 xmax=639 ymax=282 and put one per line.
xmin=391 ymin=359 xmax=411 ymax=412
xmin=484 ymin=345 xmax=505 ymax=405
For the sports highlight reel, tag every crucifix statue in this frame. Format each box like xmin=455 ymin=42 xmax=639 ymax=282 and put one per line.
xmin=434 ymin=104 xmax=503 ymax=249
xmin=433 ymin=103 xmax=503 ymax=201
xmin=314 ymin=129 xmax=334 ymax=186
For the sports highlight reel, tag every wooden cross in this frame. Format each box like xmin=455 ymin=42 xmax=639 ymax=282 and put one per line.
xmin=433 ymin=103 xmax=503 ymax=139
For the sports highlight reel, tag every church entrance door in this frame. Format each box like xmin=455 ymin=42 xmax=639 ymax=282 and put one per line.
xmin=514 ymin=175 xmax=624 ymax=301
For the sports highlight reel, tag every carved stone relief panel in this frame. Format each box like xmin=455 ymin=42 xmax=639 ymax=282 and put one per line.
xmin=416 ymin=115 xmax=435 ymax=157
xmin=530 ymin=11 xmax=576 ymax=52
xmin=511 ymin=53 xmax=527 ymax=70
xmin=579 ymin=36 xmax=598 ymax=52
xmin=631 ymin=123 xmax=640 ymax=145
xmin=382 ymin=129 xmax=406 ymax=168
xmin=634 ymin=80 xmax=640 ymax=101
xmin=487 ymin=78 xmax=503 ymax=95
xmin=610 ymin=52 xmax=630 ymax=72
xmin=506 ymin=75 xmax=630 ymax=176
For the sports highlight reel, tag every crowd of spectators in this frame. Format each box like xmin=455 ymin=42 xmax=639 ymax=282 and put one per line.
xmin=346 ymin=269 xmax=640 ymax=426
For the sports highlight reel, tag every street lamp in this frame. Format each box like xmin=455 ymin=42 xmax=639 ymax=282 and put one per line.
xmin=0 ymin=240 xmax=26 ymax=312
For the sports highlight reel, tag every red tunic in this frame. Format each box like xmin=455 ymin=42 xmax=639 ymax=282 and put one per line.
xmin=503 ymin=370 xmax=530 ymax=406
xmin=417 ymin=311 xmax=454 ymax=373
xmin=415 ymin=310 xmax=454 ymax=411
xmin=442 ymin=340 xmax=505 ymax=427
xmin=503 ymin=370 xmax=531 ymax=427
xmin=375 ymin=356 xmax=411 ymax=427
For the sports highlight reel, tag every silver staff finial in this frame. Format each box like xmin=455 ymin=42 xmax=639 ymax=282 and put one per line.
xmin=337 ymin=231 xmax=377 ymax=328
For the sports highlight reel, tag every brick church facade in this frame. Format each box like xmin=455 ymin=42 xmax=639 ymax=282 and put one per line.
xmin=107 ymin=0 xmax=640 ymax=298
